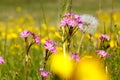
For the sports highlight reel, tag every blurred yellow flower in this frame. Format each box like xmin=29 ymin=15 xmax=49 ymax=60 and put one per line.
xmin=16 ymin=6 xmax=22 ymax=12
xmin=98 ymin=12 xmax=110 ymax=23
xmin=72 ymin=55 xmax=109 ymax=80
xmin=49 ymin=53 xmax=73 ymax=79
xmin=118 ymin=31 xmax=120 ymax=35
xmin=109 ymin=40 xmax=116 ymax=48
xmin=42 ymin=23 xmax=47 ymax=30
xmin=55 ymin=32 xmax=61 ymax=39
xmin=86 ymin=33 xmax=91 ymax=39
xmin=94 ymin=32 xmax=101 ymax=39
xmin=41 ymin=37 xmax=48 ymax=44
xmin=7 ymin=33 xmax=18 ymax=39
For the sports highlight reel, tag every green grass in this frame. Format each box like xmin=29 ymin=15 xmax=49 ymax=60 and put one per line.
xmin=0 ymin=0 xmax=120 ymax=24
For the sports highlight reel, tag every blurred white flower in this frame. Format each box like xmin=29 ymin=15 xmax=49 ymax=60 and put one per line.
xmin=80 ymin=14 xmax=98 ymax=34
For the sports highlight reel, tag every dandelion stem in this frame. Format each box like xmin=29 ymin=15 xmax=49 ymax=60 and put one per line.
xmin=77 ymin=33 xmax=85 ymax=53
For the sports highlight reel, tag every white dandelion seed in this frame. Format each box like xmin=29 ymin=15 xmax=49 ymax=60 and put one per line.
xmin=80 ymin=14 xmax=98 ymax=34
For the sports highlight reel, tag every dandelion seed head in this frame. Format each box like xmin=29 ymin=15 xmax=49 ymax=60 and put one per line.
xmin=80 ymin=14 xmax=98 ymax=34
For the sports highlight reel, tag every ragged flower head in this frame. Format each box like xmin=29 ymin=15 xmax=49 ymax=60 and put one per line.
xmin=70 ymin=52 xmax=80 ymax=62
xmin=20 ymin=30 xmax=31 ymax=38
xmin=0 ymin=56 xmax=5 ymax=64
xmin=80 ymin=14 xmax=98 ymax=34
xmin=99 ymin=34 xmax=110 ymax=41
xmin=60 ymin=13 xmax=82 ymax=27
xmin=96 ymin=50 xmax=110 ymax=58
xmin=31 ymin=33 xmax=40 ymax=44
xmin=20 ymin=30 xmax=40 ymax=44
xmin=39 ymin=68 xmax=51 ymax=77
xmin=44 ymin=39 xmax=57 ymax=53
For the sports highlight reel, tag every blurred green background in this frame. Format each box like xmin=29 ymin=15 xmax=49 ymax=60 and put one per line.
xmin=0 ymin=0 xmax=120 ymax=25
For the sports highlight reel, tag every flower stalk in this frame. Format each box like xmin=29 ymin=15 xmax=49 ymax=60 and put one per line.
xmin=77 ymin=32 xmax=85 ymax=53
xmin=24 ymin=38 xmax=35 ymax=80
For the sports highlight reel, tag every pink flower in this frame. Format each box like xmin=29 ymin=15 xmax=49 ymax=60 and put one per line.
xmin=99 ymin=34 xmax=110 ymax=41
xmin=0 ymin=56 xmax=5 ymax=64
xmin=20 ymin=30 xmax=40 ymax=44
xmin=44 ymin=39 xmax=57 ymax=53
xmin=39 ymin=68 xmax=51 ymax=77
xmin=60 ymin=13 xmax=82 ymax=27
xmin=20 ymin=30 xmax=31 ymax=38
xmin=60 ymin=17 xmax=70 ymax=27
xmin=31 ymin=33 xmax=40 ymax=44
xmin=34 ymin=35 xmax=40 ymax=44
xmin=70 ymin=52 xmax=80 ymax=62
xmin=96 ymin=50 xmax=110 ymax=57
xmin=68 ymin=19 xmax=78 ymax=27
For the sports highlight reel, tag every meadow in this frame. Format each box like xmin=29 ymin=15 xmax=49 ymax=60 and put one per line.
xmin=0 ymin=0 xmax=120 ymax=80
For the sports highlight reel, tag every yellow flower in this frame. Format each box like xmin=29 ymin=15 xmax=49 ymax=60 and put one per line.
xmin=109 ymin=40 xmax=116 ymax=48
xmin=16 ymin=6 xmax=22 ymax=12
xmin=118 ymin=31 xmax=120 ymax=35
xmin=7 ymin=33 xmax=18 ymax=39
xmin=86 ymin=33 xmax=91 ymax=39
xmin=94 ymin=32 xmax=101 ymax=39
xmin=73 ymin=56 xmax=109 ymax=80
xmin=42 ymin=23 xmax=47 ymax=30
xmin=55 ymin=32 xmax=61 ymax=39
xmin=49 ymin=53 xmax=73 ymax=79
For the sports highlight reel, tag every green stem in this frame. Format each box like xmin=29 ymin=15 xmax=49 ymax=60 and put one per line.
xmin=4 ymin=25 xmax=8 ymax=55
xmin=62 ymin=27 xmax=66 ymax=56
xmin=24 ymin=39 xmax=34 ymax=80
xmin=77 ymin=33 xmax=85 ymax=53
xmin=110 ymin=0 xmax=114 ymax=34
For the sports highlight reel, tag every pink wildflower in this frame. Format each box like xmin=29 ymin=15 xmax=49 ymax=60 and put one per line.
xmin=39 ymin=68 xmax=51 ymax=77
xmin=70 ymin=52 xmax=80 ymax=62
xmin=20 ymin=30 xmax=31 ymax=38
xmin=31 ymin=33 xmax=40 ymax=44
xmin=20 ymin=30 xmax=40 ymax=44
xmin=60 ymin=13 xmax=82 ymax=27
xmin=99 ymin=34 xmax=110 ymax=41
xmin=44 ymin=39 xmax=57 ymax=53
xmin=96 ymin=50 xmax=110 ymax=57
xmin=0 ymin=56 xmax=5 ymax=64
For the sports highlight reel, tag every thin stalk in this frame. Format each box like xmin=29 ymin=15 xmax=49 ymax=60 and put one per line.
xmin=104 ymin=22 xmax=106 ymax=34
xmin=40 ymin=1 xmax=49 ymax=39
xmin=62 ymin=0 xmax=69 ymax=15
xmin=62 ymin=27 xmax=66 ymax=56
xmin=4 ymin=24 xmax=8 ymax=55
xmin=41 ymin=50 xmax=49 ymax=80
xmin=24 ymin=38 xmax=28 ymax=80
xmin=110 ymin=0 xmax=114 ymax=34
xmin=98 ymin=0 xmax=101 ymax=11
xmin=66 ymin=0 xmax=73 ymax=52
xmin=24 ymin=59 xmax=28 ymax=80
xmin=24 ymin=39 xmax=34 ymax=80
xmin=68 ymin=0 xmax=72 ymax=13
xmin=77 ymin=33 xmax=85 ymax=53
